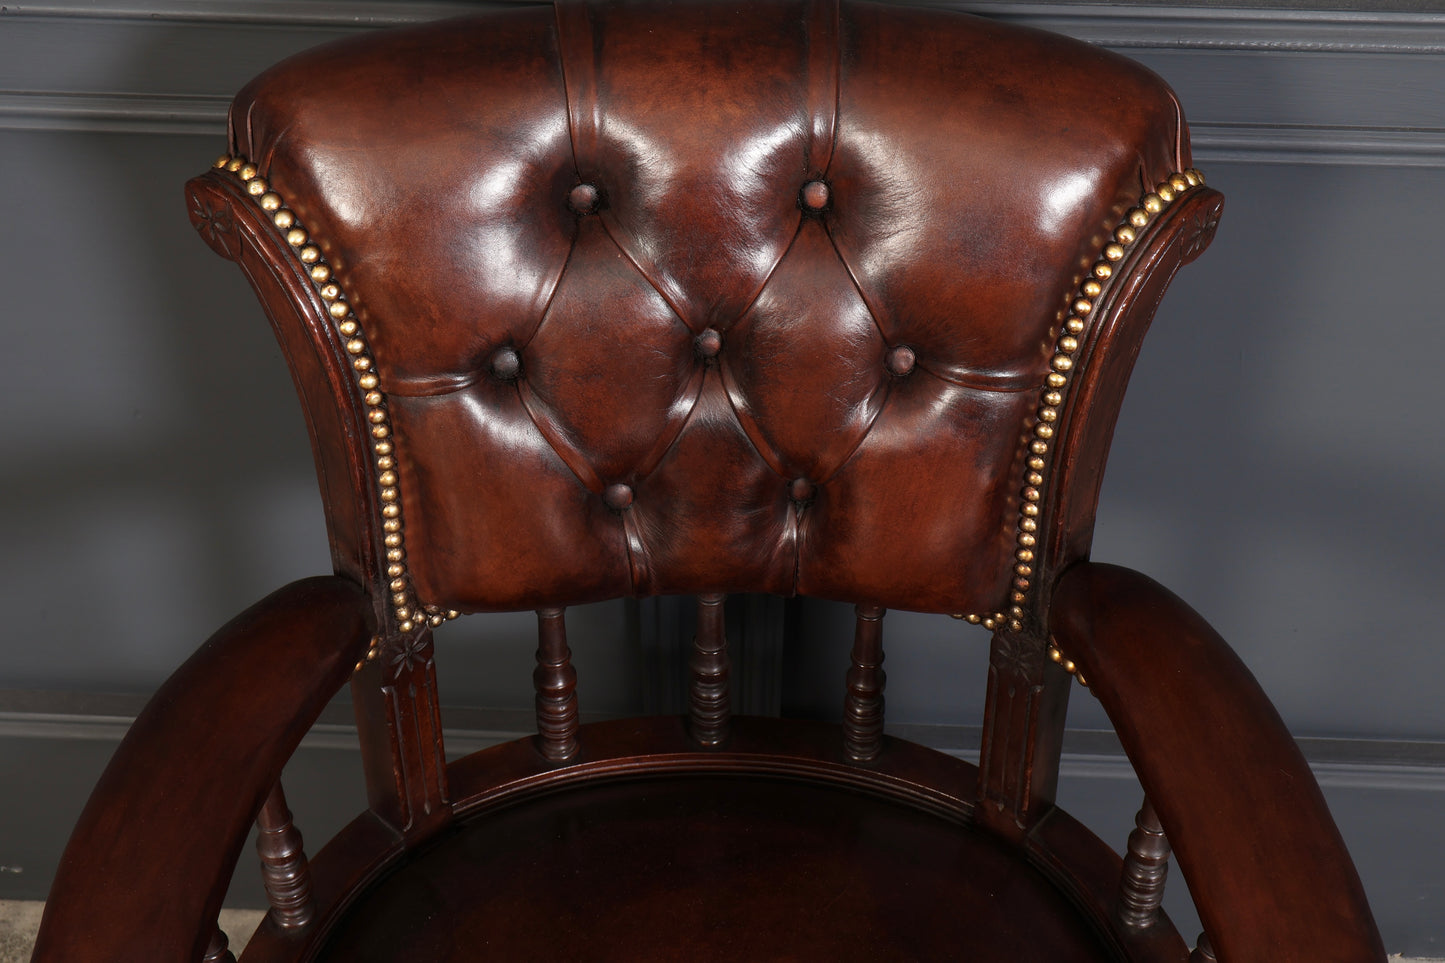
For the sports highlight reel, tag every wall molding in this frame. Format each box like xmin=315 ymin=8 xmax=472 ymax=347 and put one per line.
xmin=7 ymin=699 xmax=1443 ymax=793
xmin=7 ymin=0 xmax=1445 ymax=53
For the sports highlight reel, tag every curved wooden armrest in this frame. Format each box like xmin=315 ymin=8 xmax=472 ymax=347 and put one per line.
xmin=32 ymin=576 xmax=374 ymax=963
xmin=1049 ymin=563 xmax=1384 ymax=962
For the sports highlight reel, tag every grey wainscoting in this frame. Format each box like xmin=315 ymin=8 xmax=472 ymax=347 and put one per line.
xmin=1 ymin=1 xmax=1442 ymax=954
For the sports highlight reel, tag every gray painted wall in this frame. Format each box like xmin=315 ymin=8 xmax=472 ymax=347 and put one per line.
xmin=1 ymin=1 xmax=1442 ymax=953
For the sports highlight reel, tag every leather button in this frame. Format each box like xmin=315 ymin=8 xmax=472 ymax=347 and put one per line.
xmin=885 ymin=345 xmax=916 ymax=377
xmin=603 ymin=483 xmax=634 ymax=511
xmin=490 ymin=345 xmax=522 ymax=381
xmin=694 ymin=327 xmax=723 ymax=359
xmin=799 ymin=180 xmax=830 ymax=212
xmin=568 ymin=183 xmax=601 ymax=215
xmin=789 ymin=477 xmax=816 ymax=503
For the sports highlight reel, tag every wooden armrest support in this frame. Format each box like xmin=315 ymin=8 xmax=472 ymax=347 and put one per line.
xmin=1049 ymin=562 xmax=1384 ymax=962
xmin=32 ymin=576 xmax=374 ymax=963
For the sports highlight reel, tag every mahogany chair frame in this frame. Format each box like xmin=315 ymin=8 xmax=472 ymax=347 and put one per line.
xmin=33 ymin=2 xmax=1384 ymax=961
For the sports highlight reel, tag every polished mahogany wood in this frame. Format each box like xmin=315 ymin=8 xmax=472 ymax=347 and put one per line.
xmin=203 ymin=926 xmax=235 ymax=963
xmin=1191 ymin=934 xmax=1218 ymax=962
xmin=688 ymin=592 xmax=730 ymax=746
xmin=31 ymin=577 xmax=372 ymax=962
xmin=534 ymin=606 xmax=580 ymax=761
xmin=256 ymin=782 xmax=316 ymax=929
xmin=1118 ymin=797 xmax=1171 ymax=930
xmin=842 ymin=603 xmax=885 ymax=762
xmin=1050 ymin=563 xmax=1386 ymax=962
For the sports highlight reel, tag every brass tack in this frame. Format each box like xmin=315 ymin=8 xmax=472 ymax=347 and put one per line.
xmin=1028 ymin=456 xmax=1046 ymax=470
xmin=1171 ymin=174 xmax=1190 ymax=192
xmin=1027 ymin=471 xmax=1043 ymax=485
xmin=1156 ymin=184 xmax=1175 ymax=202
xmin=1143 ymin=194 xmax=1163 ymax=213
xmin=1021 ymin=518 xmax=1038 ymax=533
xmin=339 ymin=321 xmax=358 ymax=336
xmin=1065 ymin=317 xmax=1085 ymax=334
xmin=1076 ymin=672 xmax=1089 ymax=688
xmin=387 ymin=563 xmax=404 ymax=578
xmin=310 ymin=264 xmax=331 ymax=282
xmin=381 ymin=503 xmax=400 ymax=518
xmin=384 ymin=533 xmax=402 ymax=547
xmin=226 ymin=158 xmax=244 ymax=172
xmin=1034 ymin=423 xmax=1054 ymax=439
xmin=376 ymin=455 xmax=395 ymax=470
xmin=1016 ymin=563 xmax=1033 ymax=576
xmin=1049 ymin=646 xmax=1063 ymax=663
xmin=1030 ymin=439 xmax=1049 ymax=455
xmin=369 ymin=410 xmax=387 ymax=425
xmin=1019 ymin=533 xmax=1036 ymax=547
xmin=1012 ymin=591 xmax=1027 ymax=603
xmin=354 ymin=660 xmax=364 ymax=673
xmin=950 ymin=613 xmax=965 ymax=620
xmin=1082 ymin=280 xmax=1102 ymax=298
xmin=1073 ymin=299 xmax=1093 ymax=316
xmin=260 ymin=193 xmax=282 ymax=211
xmin=966 ymin=614 xmax=982 ymax=624
xmin=354 ymin=356 xmax=372 ymax=371
xmin=389 ymin=578 xmax=406 ymax=592
xmin=247 ymin=179 xmax=268 ymax=196
xmin=1050 ymin=355 xmax=1073 ymax=372
xmin=1023 ymin=487 xmax=1041 ymax=501
xmin=983 ymin=618 xmax=997 ymax=630
xmin=328 ymin=301 xmax=349 ymax=319
xmin=399 ymin=620 xmax=415 ymax=633
xmin=1093 ymin=262 xmax=1112 ymax=280
xmin=1017 ymin=549 xmax=1034 ymax=562
xmin=379 ymin=470 xmax=397 ymax=486
xmin=1015 ymin=577 xmax=1030 ymax=591
xmin=346 ymin=339 xmax=365 ymax=355
xmin=213 ymin=154 xmax=231 ymax=169
xmin=379 ymin=485 xmax=397 ymax=500
xmin=372 ymin=424 xmax=389 ymax=439
xmin=1022 ymin=503 xmax=1040 ymax=517
xmin=1184 ymin=169 xmax=1201 ymax=186
xmin=285 ymin=228 xmax=307 ymax=247
xmin=1059 ymin=336 xmax=1079 ymax=353
xmin=274 ymin=210 xmax=295 ymax=229
xmin=359 ymin=373 xmax=379 ymax=389
xmin=375 ymin=441 xmax=393 ymax=455
xmin=1104 ymin=243 xmax=1125 ymax=261
xmin=447 ymin=610 xmax=460 ymax=619
xmin=383 ymin=518 xmax=401 ymax=533
xmin=319 ymin=284 xmax=340 ymax=301
xmin=238 ymin=164 xmax=257 ymax=181
xmin=365 ymin=391 xmax=383 ymax=407
xmin=300 ymin=246 xmax=320 ymax=263
xmin=387 ymin=548 xmax=404 ymax=562
xmin=394 ymin=598 xmax=409 ymax=612
xmin=430 ymin=615 xmax=444 ymax=627
xmin=1114 ymin=226 xmax=1136 ymax=245
xmin=1062 ymin=659 xmax=1076 ymax=673
xmin=1128 ymin=209 xmax=1149 ymax=228
xmin=1009 ymin=619 xmax=1023 ymax=632
xmin=1046 ymin=372 xmax=1067 ymax=388
xmin=1043 ymin=391 xmax=1062 ymax=406
xmin=1010 ymin=605 xmax=1024 ymax=617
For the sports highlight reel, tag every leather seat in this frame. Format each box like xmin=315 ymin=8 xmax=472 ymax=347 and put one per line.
xmin=33 ymin=2 xmax=1384 ymax=961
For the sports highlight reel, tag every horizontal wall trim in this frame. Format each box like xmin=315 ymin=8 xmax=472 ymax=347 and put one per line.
xmin=1 ymin=92 xmax=1441 ymax=168
xmin=6 ymin=704 xmax=1443 ymax=793
xmin=5 ymin=0 xmax=1445 ymax=54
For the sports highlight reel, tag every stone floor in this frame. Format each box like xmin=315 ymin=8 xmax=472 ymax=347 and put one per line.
xmin=0 ymin=901 xmax=264 ymax=961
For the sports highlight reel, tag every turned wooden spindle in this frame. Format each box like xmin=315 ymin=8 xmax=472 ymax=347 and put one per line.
xmin=202 ymin=924 xmax=235 ymax=963
xmin=1117 ymin=796 xmax=1171 ymax=929
xmin=1190 ymin=933 xmax=1218 ymax=962
xmin=534 ymin=606 xmax=580 ymax=761
xmin=689 ymin=593 xmax=730 ymax=746
xmin=256 ymin=781 xmax=315 ymax=929
xmin=843 ymin=604 xmax=886 ymax=762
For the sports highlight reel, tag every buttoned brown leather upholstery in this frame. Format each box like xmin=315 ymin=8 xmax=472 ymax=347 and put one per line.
xmin=225 ymin=0 xmax=1184 ymax=616
xmin=33 ymin=3 xmax=1388 ymax=962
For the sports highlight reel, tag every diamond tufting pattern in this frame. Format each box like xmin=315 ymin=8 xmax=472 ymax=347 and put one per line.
xmin=226 ymin=0 xmax=1188 ymax=615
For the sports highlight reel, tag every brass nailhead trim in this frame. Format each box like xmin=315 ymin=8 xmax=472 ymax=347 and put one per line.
xmin=215 ymin=153 xmax=463 ymax=638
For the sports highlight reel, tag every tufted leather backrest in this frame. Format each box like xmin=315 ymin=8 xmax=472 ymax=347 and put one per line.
xmin=197 ymin=0 xmax=1202 ymax=625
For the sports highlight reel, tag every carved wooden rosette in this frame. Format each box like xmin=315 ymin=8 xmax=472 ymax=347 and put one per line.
xmin=843 ymin=604 xmax=886 ymax=762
